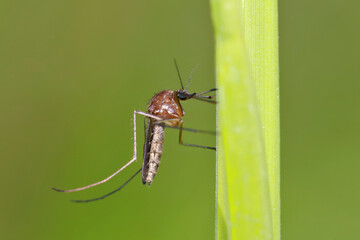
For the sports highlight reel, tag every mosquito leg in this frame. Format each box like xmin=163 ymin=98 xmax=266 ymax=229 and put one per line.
xmin=134 ymin=111 xmax=162 ymax=121
xmin=178 ymin=122 xmax=216 ymax=151
xmin=193 ymin=88 xmax=217 ymax=104
xmin=195 ymin=88 xmax=217 ymax=97
xmin=163 ymin=124 xmax=216 ymax=135
xmin=152 ymin=118 xmax=180 ymax=125
xmin=52 ymin=111 xmax=141 ymax=193
xmin=70 ymin=168 xmax=142 ymax=203
xmin=150 ymin=118 xmax=216 ymax=149
xmin=193 ymin=97 xmax=217 ymax=104
xmin=153 ymin=119 xmax=216 ymax=135
xmin=196 ymin=94 xmax=216 ymax=99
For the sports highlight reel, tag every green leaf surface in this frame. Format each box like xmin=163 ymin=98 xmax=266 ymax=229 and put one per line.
xmin=211 ymin=0 xmax=280 ymax=239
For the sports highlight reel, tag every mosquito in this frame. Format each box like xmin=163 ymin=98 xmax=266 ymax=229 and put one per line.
xmin=52 ymin=60 xmax=216 ymax=202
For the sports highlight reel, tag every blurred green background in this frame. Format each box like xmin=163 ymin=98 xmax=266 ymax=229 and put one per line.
xmin=0 ymin=0 xmax=359 ymax=240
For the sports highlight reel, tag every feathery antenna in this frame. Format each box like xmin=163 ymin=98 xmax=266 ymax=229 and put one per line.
xmin=185 ymin=64 xmax=198 ymax=91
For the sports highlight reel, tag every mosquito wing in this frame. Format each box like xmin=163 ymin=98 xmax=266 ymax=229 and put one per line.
xmin=142 ymin=118 xmax=153 ymax=184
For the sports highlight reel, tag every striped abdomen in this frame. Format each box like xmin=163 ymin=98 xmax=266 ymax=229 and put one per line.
xmin=142 ymin=123 xmax=165 ymax=186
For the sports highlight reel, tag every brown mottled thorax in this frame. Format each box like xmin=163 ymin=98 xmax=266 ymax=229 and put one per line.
xmin=148 ymin=90 xmax=185 ymax=126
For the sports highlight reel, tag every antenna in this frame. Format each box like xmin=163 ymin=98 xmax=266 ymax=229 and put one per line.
xmin=185 ymin=64 xmax=198 ymax=91
xmin=174 ymin=59 xmax=184 ymax=89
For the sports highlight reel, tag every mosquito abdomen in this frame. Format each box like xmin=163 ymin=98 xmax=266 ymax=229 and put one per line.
xmin=145 ymin=124 xmax=165 ymax=186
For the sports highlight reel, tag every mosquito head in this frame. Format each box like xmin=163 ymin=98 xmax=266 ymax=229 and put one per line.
xmin=173 ymin=59 xmax=216 ymax=103
xmin=176 ymin=89 xmax=196 ymax=101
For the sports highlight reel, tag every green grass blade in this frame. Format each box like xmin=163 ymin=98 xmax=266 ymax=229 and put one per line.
xmin=211 ymin=0 xmax=280 ymax=239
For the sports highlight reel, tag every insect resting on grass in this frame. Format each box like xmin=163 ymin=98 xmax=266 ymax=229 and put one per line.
xmin=52 ymin=60 xmax=216 ymax=202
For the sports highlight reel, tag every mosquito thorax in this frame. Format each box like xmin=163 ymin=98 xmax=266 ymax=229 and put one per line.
xmin=147 ymin=90 xmax=185 ymax=126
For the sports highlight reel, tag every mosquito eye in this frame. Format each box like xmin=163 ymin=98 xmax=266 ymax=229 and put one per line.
xmin=177 ymin=93 xmax=187 ymax=100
